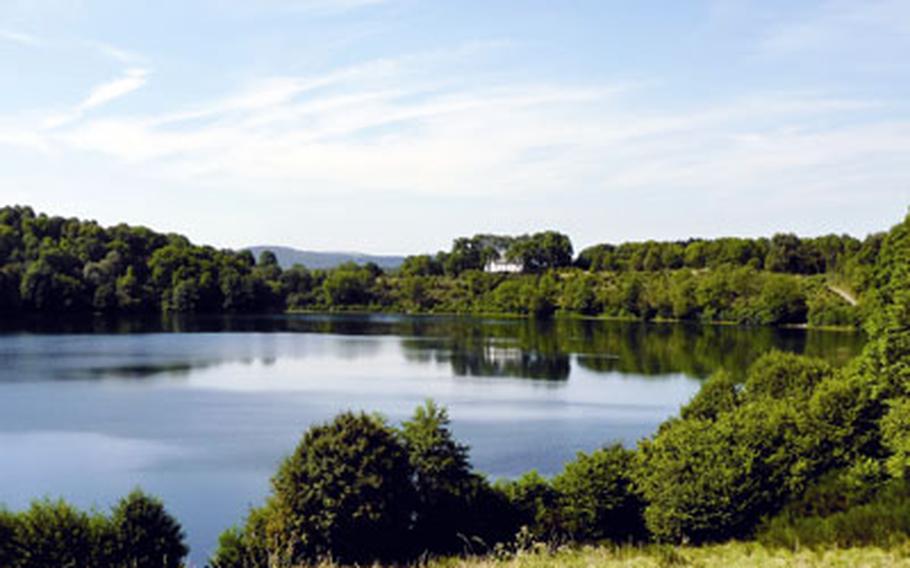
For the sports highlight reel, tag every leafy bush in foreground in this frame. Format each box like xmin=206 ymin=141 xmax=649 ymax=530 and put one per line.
xmin=551 ymin=445 xmax=645 ymax=543
xmin=269 ymin=411 xmax=415 ymax=564
xmin=0 ymin=491 xmax=186 ymax=568
xmin=401 ymin=400 xmax=510 ymax=555
xmin=109 ymin=489 xmax=188 ymax=568
xmin=758 ymin=478 xmax=910 ymax=549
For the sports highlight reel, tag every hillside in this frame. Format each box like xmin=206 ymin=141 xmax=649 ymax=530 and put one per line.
xmin=246 ymin=245 xmax=405 ymax=270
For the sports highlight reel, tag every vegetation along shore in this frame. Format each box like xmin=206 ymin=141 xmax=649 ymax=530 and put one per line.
xmin=0 ymin=205 xmax=874 ymax=328
xmin=0 ymin=207 xmax=907 ymax=566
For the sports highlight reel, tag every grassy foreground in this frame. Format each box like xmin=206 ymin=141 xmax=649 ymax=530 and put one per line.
xmin=421 ymin=543 xmax=910 ymax=568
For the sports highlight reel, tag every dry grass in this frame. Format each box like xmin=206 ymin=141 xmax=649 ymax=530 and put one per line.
xmin=425 ymin=543 xmax=910 ymax=568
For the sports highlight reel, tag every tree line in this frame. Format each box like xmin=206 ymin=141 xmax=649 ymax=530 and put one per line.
xmin=0 ymin=205 xmax=876 ymax=327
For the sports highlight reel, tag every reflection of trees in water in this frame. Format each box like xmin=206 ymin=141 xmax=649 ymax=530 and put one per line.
xmin=399 ymin=318 xmax=864 ymax=381
xmin=398 ymin=318 xmax=570 ymax=381
xmin=0 ymin=313 xmax=865 ymax=382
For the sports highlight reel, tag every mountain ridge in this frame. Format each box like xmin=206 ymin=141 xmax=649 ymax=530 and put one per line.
xmin=246 ymin=245 xmax=405 ymax=270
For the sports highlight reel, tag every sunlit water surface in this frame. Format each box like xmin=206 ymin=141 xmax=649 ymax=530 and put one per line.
xmin=0 ymin=314 xmax=864 ymax=563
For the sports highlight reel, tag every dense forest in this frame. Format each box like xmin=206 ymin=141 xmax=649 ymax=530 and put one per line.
xmin=0 ymin=205 xmax=876 ymax=327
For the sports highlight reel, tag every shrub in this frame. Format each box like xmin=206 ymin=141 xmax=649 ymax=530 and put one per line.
xmin=807 ymin=289 xmax=860 ymax=327
xmin=759 ymin=479 xmax=910 ymax=549
xmin=401 ymin=400 xmax=498 ymax=555
xmin=498 ymin=471 xmax=561 ymax=543
xmin=636 ymin=354 xmax=820 ymax=544
xmin=211 ymin=503 xmax=281 ymax=568
xmin=679 ymin=369 xmax=738 ymax=421
xmin=635 ymin=415 xmax=766 ymax=542
xmin=0 ymin=508 xmax=20 ymax=568
xmin=14 ymin=499 xmax=100 ymax=568
xmin=741 ymin=351 xmax=831 ymax=402
xmin=552 ymin=445 xmax=645 ymax=543
xmin=883 ymin=398 xmax=910 ymax=479
xmin=268 ymin=411 xmax=416 ymax=564
xmin=109 ymin=489 xmax=188 ymax=568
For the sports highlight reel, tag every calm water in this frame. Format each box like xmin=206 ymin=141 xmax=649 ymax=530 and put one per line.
xmin=0 ymin=314 xmax=864 ymax=563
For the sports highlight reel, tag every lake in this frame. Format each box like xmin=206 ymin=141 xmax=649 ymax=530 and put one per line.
xmin=0 ymin=314 xmax=865 ymax=564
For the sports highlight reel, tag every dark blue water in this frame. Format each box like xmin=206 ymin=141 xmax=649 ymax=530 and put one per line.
xmin=0 ymin=314 xmax=864 ymax=564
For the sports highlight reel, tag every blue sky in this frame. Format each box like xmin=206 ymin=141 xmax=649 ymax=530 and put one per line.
xmin=0 ymin=0 xmax=908 ymax=254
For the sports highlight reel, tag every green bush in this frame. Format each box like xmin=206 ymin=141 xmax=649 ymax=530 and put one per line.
xmin=401 ymin=400 xmax=501 ymax=554
xmin=636 ymin=415 xmax=765 ymax=543
xmin=498 ymin=471 xmax=561 ymax=542
xmin=679 ymin=370 xmax=738 ymax=421
xmin=268 ymin=411 xmax=416 ymax=564
xmin=552 ymin=445 xmax=645 ymax=543
xmin=741 ymin=351 xmax=831 ymax=402
xmin=13 ymin=499 xmax=100 ymax=568
xmin=0 ymin=493 xmax=187 ymax=568
xmin=636 ymin=352 xmax=840 ymax=543
xmin=807 ymin=289 xmax=860 ymax=327
xmin=0 ymin=508 xmax=20 ymax=568
xmin=759 ymin=479 xmax=910 ymax=549
xmin=109 ymin=489 xmax=188 ymax=568
xmin=883 ymin=398 xmax=910 ymax=479
xmin=210 ymin=503 xmax=279 ymax=568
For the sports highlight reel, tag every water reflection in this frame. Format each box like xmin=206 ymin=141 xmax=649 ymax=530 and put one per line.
xmin=0 ymin=314 xmax=865 ymax=383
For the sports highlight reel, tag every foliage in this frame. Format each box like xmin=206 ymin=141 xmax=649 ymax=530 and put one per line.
xmin=679 ymin=370 xmax=738 ymax=421
xmin=635 ymin=352 xmax=842 ymax=543
xmin=498 ymin=471 xmax=562 ymax=543
xmin=0 ymin=205 xmax=869 ymax=328
xmin=108 ymin=489 xmax=188 ymax=568
xmin=0 ymin=492 xmax=187 ymax=568
xmin=551 ymin=445 xmax=645 ymax=543
xmin=0 ymin=508 xmax=20 ymax=568
xmin=266 ymin=412 xmax=416 ymax=564
xmin=401 ymin=400 xmax=498 ymax=554
xmin=758 ymin=479 xmax=910 ymax=550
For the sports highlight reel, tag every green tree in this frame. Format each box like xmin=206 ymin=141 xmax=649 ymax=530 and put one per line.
xmin=552 ymin=445 xmax=645 ymax=542
xmin=109 ymin=489 xmax=188 ymax=568
xmin=322 ymin=263 xmax=373 ymax=306
xmin=0 ymin=509 xmax=19 ymax=568
xmin=499 ymin=471 xmax=561 ymax=542
xmin=507 ymin=231 xmax=574 ymax=273
xmin=400 ymin=400 xmax=492 ymax=554
xmin=268 ymin=412 xmax=416 ymax=564
xmin=14 ymin=499 xmax=98 ymax=568
xmin=680 ymin=369 xmax=738 ymax=421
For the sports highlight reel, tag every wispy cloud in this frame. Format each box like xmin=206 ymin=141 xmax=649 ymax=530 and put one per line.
xmin=44 ymin=68 xmax=150 ymax=128
xmin=0 ymin=29 xmax=42 ymax=47
xmin=1 ymin=39 xmax=907 ymax=224
xmin=31 ymin=48 xmax=900 ymax=208
xmin=81 ymin=39 xmax=145 ymax=64
xmin=79 ymin=68 xmax=149 ymax=110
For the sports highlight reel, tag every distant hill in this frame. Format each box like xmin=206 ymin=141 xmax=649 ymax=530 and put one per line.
xmin=246 ymin=245 xmax=405 ymax=270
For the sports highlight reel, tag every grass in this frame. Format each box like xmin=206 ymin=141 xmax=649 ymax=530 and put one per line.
xmin=302 ymin=542 xmax=910 ymax=568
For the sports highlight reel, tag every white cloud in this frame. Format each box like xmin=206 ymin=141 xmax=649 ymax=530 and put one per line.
xmin=43 ymin=68 xmax=150 ymax=128
xmin=81 ymin=40 xmax=144 ymax=64
xmin=2 ymin=45 xmax=907 ymax=217
xmin=79 ymin=68 xmax=149 ymax=110
xmin=0 ymin=29 xmax=42 ymax=47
